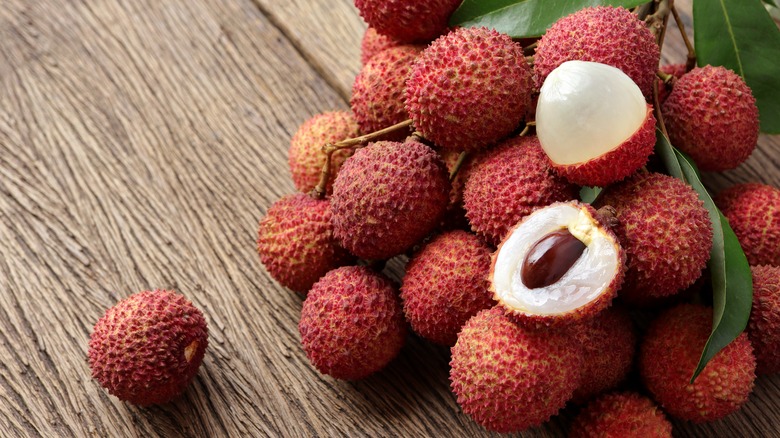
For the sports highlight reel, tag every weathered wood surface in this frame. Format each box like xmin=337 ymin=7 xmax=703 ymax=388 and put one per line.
xmin=0 ymin=0 xmax=778 ymax=436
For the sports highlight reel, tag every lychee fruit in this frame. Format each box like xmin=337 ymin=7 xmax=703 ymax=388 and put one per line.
xmin=405 ymin=27 xmax=533 ymax=152
xmin=657 ymin=63 xmax=687 ymax=105
xmin=570 ymin=392 xmax=673 ymax=438
xmin=354 ymin=0 xmax=460 ymax=43
xmin=450 ymin=307 xmax=583 ymax=433
xmin=639 ymin=303 xmax=756 ymax=422
xmin=595 ymin=172 xmax=713 ymax=305
xmin=534 ymin=6 xmax=660 ymax=97
xmin=748 ymin=265 xmax=780 ymax=374
xmin=330 ymin=139 xmax=450 ymax=260
xmin=360 ymin=27 xmax=401 ymax=65
xmin=572 ymin=306 xmax=637 ymax=402
xmin=400 ymin=230 xmax=493 ymax=345
xmin=463 ymin=135 xmax=578 ymax=247
xmin=536 ymin=61 xmax=656 ymax=187
xmin=257 ymin=194 xmax=354 ymax=293
xmin=351 ymin=45 xmax=422 ymax=141
xmin=491 ymin=202 xmax=624 ymax=326
xmin=715 ymin=183 xmax=780 ymax=267
xmin=298 ymin=266 xmax=406 ymax=380
xmin=662 ymin=65 xmax=759 ymax=171
xmin=439 ymin=149 xmax=474 ymax=230
xmin=288 ymin=111 xmax=360 ymax=195
xmin=88 ymin=290 xmax=208 ymax=406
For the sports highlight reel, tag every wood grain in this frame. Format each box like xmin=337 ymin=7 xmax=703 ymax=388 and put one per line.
xmin=0 ymin=0 xmax=777 ymax=436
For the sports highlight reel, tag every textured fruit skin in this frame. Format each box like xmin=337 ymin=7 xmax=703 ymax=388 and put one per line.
xmin=662 ymin=65 xmax=759 ymax=171
xmin=299 ymin=266 xmax=406 ymax=380
xmin=657 ymin=63 xmax=686 ymax=105
xmin=535 ymin=7 xmax=659 ymax=97
xmin=351 ymin=45 xmax=422 ymax=141
xmin=88 ymin=290 xmax=208 ymax=406
xmin=595 ymin=173 xmax=712 ymax=305
xmin=748 ymin=265 xmax=780 ymax=374
xmin=570 ymin=392 xmax=673 ymax=438
xmin=405 ymin=27 xmax=533 ymax=152
xmin=288 ymin=112 xmax=360 ymax=195
xmin=400 ymin=231 xmax=493 ymax=345
xmin=639 ymin=304 xmax=756 ymax=422
xmin=330 ymin=140 xmax=450 ymax=259
xmin=463 ymin=136 xmax=578 ymax=246
xmin=551 ymin=105 xmax=656 ymax=187
xmin=257 ymin=194 xmax=354 ymax=293
xmin=439 ymin=149 xmax=475 ymax=230
xmin=354 ymin=0 xmax=460 ymax=43
xmin=572 ymin=306 xmax=637 ymax=403
xmin=450 ymin=307 xmax=583 ymax=433
xmin=715 ymin=183 xmax=780 ymax=267
xmin=360 ymin=27 xmax=400 ymax=65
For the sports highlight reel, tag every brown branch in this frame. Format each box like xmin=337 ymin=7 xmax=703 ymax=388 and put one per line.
xmin=449 ymin=151 xmax=469 ymax=182
xmin=671 ymin=5 xmax=697 ymax=71
xmin=646 ymin=0 xmax=671 ymax=40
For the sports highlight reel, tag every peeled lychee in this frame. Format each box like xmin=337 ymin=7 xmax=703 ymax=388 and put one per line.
xmin=330 ymin=140 xmax=450 ymax=259
xmin=639 ymin=304 xmax=756 ymax=423
xmin=351 ymin=45 xmax=422 ymax=141
xmin=715 ymin=183 xmax=780 ymax=267
xmin=535 ymin=6 xmax=660 ymax=97
xmin=536 ymin=61 xmax=656 ymax=187
xmin=400 ymin=230 xmax=493 ymax=345
xmin=463 ymin=135 xmax=578 ymax=247
xmin=299 ymin=266 xmax=406 ymax=380
xmin=662 ymin=65 xmax=759 ymax=171
xmin=257 ymin=194 xmax=354 ymax=293
xmin=360 ymin=27 xmax=401 ymax=65
xmin=595 ymin=172 xmax=712 ymax=305
xmin=288 ymin=111 xmax=360 ymax=195
xmin=570 ymin=392 xmax=673 ymax=438
xmin=354 ymin=0 xmax=460 ymax=43
xmin=405 ymin=27 xmax=533 ymax=151
xmin=450 ymin=307 xmax=583 ymax=433
xmin=748 ymin=265 xmax=780 ymax=374
xmin=88 ymin=290 xmax=208 ymax=406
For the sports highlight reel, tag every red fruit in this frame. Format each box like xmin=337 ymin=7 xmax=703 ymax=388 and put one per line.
xmin=354 ymin=0 xmax=460 ymax=43
xmin=748 ymin=265 xmax=780 ymax=374
xmin=715 ymin=183 xmax=780 ymax=267
xmin=570 ymin=392 xmax=672 ymax=438
xmin=360 ymin=27 xmax=401 ymax=65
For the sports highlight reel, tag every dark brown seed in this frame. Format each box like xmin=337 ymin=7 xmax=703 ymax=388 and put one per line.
xmin=521 ymin=229 xmax=586 ymax=289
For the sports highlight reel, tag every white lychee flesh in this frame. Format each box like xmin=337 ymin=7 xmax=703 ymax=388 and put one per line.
xmin=493 ymin=202 xmax=620 ymax=316
xmin=536 ymin=61 xmax=647 ymax=165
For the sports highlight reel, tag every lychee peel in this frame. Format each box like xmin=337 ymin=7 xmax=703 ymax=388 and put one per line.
xmin=570 ymin=392 xmax=673 ymax=438
xmin=360 ymin=27 xmax=401 ymax=65
xmin=257 ymin=194 xmax=354 ymax=293
xmin=400 ymin=230 xmax=493 ymax=345
xmin=715 ymin=183 xmax=780 ymax=267
xmin=657 ymin=63 xmax=687 ymax=105
xmin=450 ymin=307 xmax=583 ymax=433
xmin=639 ymin=304 xmax=756 ymax=423
xmin=405 ymin=27 xmax=533 ymax=152
xmin=748 ymin=265 xmax=780 ymax=374
xmin=354 ymin=0 xmax=460 ymax=43
xmin=298 ymin=266 xmax=406 ymax=380
xmin=88 ymin=290 xmax=208 ymax=406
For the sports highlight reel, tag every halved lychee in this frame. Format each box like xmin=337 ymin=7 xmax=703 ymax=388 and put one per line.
xmin=536 ymin=61 xmax=656 ymax=187
xmin=491 ymin=201 xmax=625 ymax=326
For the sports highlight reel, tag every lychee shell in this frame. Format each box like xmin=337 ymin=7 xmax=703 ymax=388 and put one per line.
xmin=570 ymin=392 xmax=672 ymax=438
xmin=360 ymin=27 xmax=401 ymax=65
xmin=354 ymin=0 xmax=460 ymax=43
xmin=749 ymin=265 xmax=780 ymax=374
xmin=715 ymin=183 xmax=780 ymax=267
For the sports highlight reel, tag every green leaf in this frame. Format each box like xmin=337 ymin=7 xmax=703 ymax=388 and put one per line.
xmin=694 ymin=0 xmax=780 ymax=133
xmin=449 ymin=0 xmax=648 ymax=38
xmin=579 ymin=186 xmax=602 ymax=204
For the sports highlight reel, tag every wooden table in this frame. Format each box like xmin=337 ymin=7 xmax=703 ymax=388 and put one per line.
xmin=1 ymin=1 xmax=778 ymax=436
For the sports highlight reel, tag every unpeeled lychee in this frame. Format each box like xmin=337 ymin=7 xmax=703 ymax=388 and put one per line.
xmin=298 ymin=266 xmax=406 ymax=380
xmin=535 ymin=6 xmax=660 ymax=97
xmin=715 ymin=183 xmax=780 ymax=267
xmin=330 ymin=140 xmax=450 ymax=259
xmin=257 ymin=194 xmax=353 ymax=293
xmin=639 ymin=304 xmax=756 ymax=422
xmin=748 ymin=265 xmax=780 ymax=374
xmin=400 ymin=230 xmax=493 ymax=345
xmin=570 ymin=392 xmax=672 ymax=438
xmin=450 ymin=307 xmax=583 ymax=433
xmin=288 ymin=111 xmax=360 ymax=195
xmin=88 ymin=290 xmax=208 ymax=406
xmin=405 ymin=27 xmax=533 ymax=152
xmin=657 ymin=63 xmax=687 ymax=105
xmin=360 ymin=27 xmax=401 ymax=65
xmin=354 ymin=0 xmax=460 ymax=43
xmin=662 ymin=65 xmax=759 ymax=171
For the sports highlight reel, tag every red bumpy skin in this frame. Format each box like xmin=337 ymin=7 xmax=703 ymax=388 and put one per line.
xmin=749 ymin=265 xmax=780 ymax=374
xmin=405 ymin=27 xmax=533 ymax=152
xmin=88 ymin=290 xmax=208 ymax=406
xmin=257 ymin=194 xmax=354 ymax=293
xmin=662 ymin=65 xmax=759 ymax=171
xmin=400 ymin=230 xmax=493 ymax=345
xmin=715 ymin=183 xmax=780 ymax=267
xmin=639 ymin=304 xmax=756 ymax=423
xmin=299 ymin=266 xmax=406 ymax=380
xmin=354 ymin=0 xmax=460 ymax=43
xmin=657 ymin=63 xmax=687 ymax=105
xmin=535 ymin=6 xmax=660 ymax=97
xmin=360 ymin=27 xmax=401 ymax=65
xmin=570 ymin=392 xmax=673 ymax=438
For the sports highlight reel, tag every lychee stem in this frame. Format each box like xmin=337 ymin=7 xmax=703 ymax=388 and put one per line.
xmin=671 ymin=5 xmax=697 ymax=71
xmin=657 ymin=70 xmax=673 ymax=82
xmin=449 ymin=151 xmax=469 ymax=182
xmin=523 ymin=41 xmax=538 ymax=55
xmin=652 ymin=73 xmax=671 ymax=140
xmin=645 ymin=0 xmax=671 ymax=39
